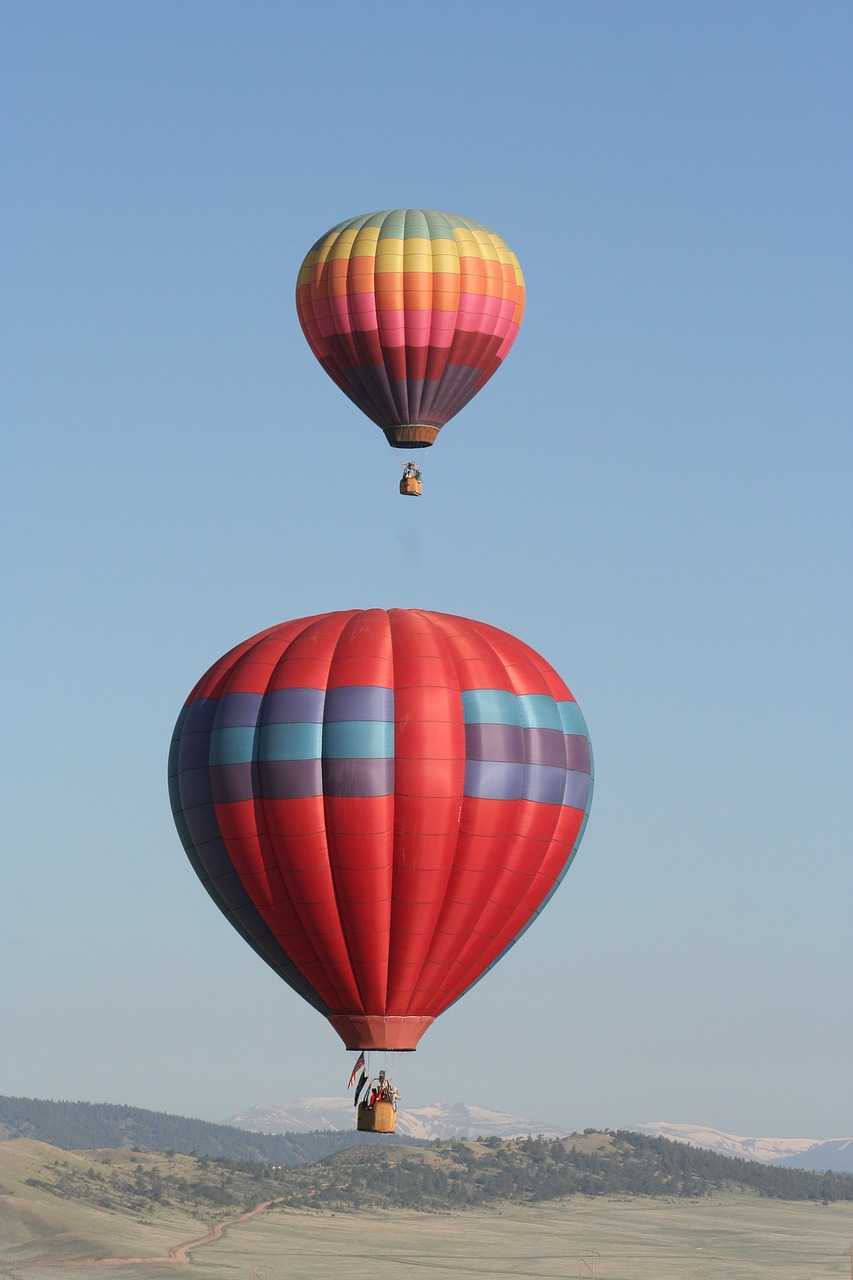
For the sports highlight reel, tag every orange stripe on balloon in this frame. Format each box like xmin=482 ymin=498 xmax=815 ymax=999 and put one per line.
xmin=374 ymin=283 xmax=405 ymax=311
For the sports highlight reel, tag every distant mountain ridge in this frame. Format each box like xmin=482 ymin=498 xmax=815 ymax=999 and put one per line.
xmin=225 ymin=1098 xmax=572 ymax=1141
xmin=634 ymin=1123 xmax=853 ymax=1174
xmin=225 ymin=1102 xmax=853 ymax=1173
xmin=2 ymin=1095 xmax=850 ymax=1175
xmin=0 ymin=1095 xmax=415 ymax=1165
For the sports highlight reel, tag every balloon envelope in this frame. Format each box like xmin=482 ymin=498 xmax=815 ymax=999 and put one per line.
xmin=295 ymin=210 xmax=525 ymax=448
xmin=168 ymin=609 xmax=592 ymax=1050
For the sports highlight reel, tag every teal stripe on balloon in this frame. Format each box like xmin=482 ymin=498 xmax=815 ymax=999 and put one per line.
xmin=322 ymin=720 xmax=393 ymax=759
xmin=378 ymin=210 xmax=406 ymax=238
xmin=461 ymin=688 xmax=520 ymax=725
xmin=558 ymin=700 xmax=588 ymax=737
xmin=260 ymin=723 xmax=322 ymax=761
xmin=209 ymin=725 xmax=256 ymax=766
xmin=517 ymin=693 xmax=562 ymax=732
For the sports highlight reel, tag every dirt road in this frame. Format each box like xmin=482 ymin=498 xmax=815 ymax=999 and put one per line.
xmin=16 ymin=1195 xmax=286 ymax=1268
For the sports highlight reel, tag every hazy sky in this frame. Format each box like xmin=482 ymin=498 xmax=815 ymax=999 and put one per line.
xmin=2 ymin=0 xmax=851 ymax=1139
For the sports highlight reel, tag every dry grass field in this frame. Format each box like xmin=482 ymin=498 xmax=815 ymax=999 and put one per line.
xmin=143 ymin=1199 xmax=853 ymax=1280
xmin=3 ymin=1139 xmax=853 ymax=1280
xmin=0 ymin=1139 xmax=215 ymax=1270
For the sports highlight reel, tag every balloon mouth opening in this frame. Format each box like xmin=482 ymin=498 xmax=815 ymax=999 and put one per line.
xmin=327 ymin=1014 xmax=435 ymax=1051
xmin=384 ymin=424 xmax=439 ymax=448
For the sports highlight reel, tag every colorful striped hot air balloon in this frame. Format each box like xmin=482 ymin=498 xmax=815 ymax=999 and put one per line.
xmin=295 ymin=210 xmax=525 ymax=457
xmin=168 ymin=609 xmax=592 ymax=1055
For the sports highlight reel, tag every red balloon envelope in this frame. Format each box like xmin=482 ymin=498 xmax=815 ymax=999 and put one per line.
xmin=168 ymin=610 xmax=593 ymax=1051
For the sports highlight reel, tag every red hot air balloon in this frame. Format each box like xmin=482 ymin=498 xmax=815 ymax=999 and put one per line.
xmin=295 ymin=210 xmax=525 ymax=491
xmin=168 ymin=609 xmax=592 ymax=1053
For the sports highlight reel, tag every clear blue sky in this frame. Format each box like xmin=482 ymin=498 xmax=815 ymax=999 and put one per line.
xmin=2 ymin=0 xmax=851 ymax=1138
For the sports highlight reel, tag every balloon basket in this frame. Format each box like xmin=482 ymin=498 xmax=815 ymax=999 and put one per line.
xmin=357 ymin=1100 xmax=397 ymax=1134
xmin=399 ymin=473 xmax=422 ymax=497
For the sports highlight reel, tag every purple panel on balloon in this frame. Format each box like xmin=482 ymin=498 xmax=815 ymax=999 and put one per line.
xmin=210 ymin=761 xmax=259 ymax=804
xmin=183 ymin=698 xmax=218 ymax=735
xmin=464 ymin=758 xmax=525 ymax=801
xmin=522 ymin=727 xmax=568 ymax=768
xmin=178 ymin=732 xmax=213 ymax=772
xmin=429 ymin=362 xmax=482 ymax=413
xmin=262 ymin=687 xmax=325 ymax=724
xmin=563 ymin=770 xmax=592 ymax=811
xmin=214 ymin=691 xmax=264 ymax=728
xmin=259 ymin=758 xmax=323 ymax=799
xmin=521 ymin=763 xmax=567 ymax=806
xmin=232 ymin=899 xmax=274 ymax=936
xmin=322 ymin=757 xmax=394 ymax=797
xmin=344 ymin=359 xmax=396 ymax=417
xmin=324 ymin=685 xmax=394 ymax=722
xmin=210 ymin=869 xmax=254 ymax=913
xmin=465 ymin=722 xmax=524 ymax=763
xmin=182 ymin=801 xmax=225 ymax=847
xmin=417 ymin=375 xmax=450 ymax=424
xmin=193 ymin=836 xmax=236 ymax=880
xmin=178 ymin=765 xmax=215 ymax=808
xmin=565 ymin=735 xmax=592 ymax=773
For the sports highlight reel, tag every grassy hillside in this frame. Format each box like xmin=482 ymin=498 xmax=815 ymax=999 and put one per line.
xmin=0 ymin=1094 xmax=409 ymax=1164
xmin=0 ymin=1138 xmax=221 ymax=1262
xmin=3 ymin=1132 xmax=853 ymax=1274
xmin=262 ymin=1131 xmax=853 ymax=1209
xmin=4 ymin=1131 xmax=850 ymax=1280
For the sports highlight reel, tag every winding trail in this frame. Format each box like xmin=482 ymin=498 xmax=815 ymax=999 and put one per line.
xmin=17 ymin=1195 xmax=288 ymax=1268
xmin=168 ymin=1195 xmax=286 ymax=1264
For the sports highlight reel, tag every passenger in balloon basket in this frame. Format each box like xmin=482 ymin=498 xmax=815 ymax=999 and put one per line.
xmin=400 ymin=460 xmax=423 ymax=496
xmin=367 ymin=1070 xmax=399 ymax=1110
xmin=348 ymin=1059 xmax=398 ymax=1110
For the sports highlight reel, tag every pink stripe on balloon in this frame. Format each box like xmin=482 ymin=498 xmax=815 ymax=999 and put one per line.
xmin=403 ymin=312 xmax=433 ymax=341
xmin=498 ymin=296 xmax=516 ymax=322
xmin=327 ymin=296 xmax=355 ymax=335
xmin=349 ymin=292 xmax=379 ymax=329
xmin=454 ymin=310 xmax=492 ymax=334
xmin=311 ymin=297 xmax=332 ymax=321
xmin=479 ymin=295 xmax=504 ymax=321
xmin=457 ymin=292 xmax=491 ymax=317
xmin=377 ymin=311 xmax=407 ymax=341
xmin=428 ymin=310 xmax=458 ymax=343
xmin=317 ymin=316 xmax=343 ymax=339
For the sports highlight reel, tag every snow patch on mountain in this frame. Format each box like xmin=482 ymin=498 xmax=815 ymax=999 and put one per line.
xmin=635 ymin=1123 xmax=853 ymax=1172
xmin=224 ymin=1105 xmax=853 ymax=1172
xmin=225 ymin=1098 xmax=572 ymax=1141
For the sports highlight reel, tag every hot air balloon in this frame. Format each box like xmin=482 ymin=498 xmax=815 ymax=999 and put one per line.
xmin=168 ymin=608 xmax=592 ymax=1088
xmin=295 ymin=210 xmax=525 ymax=494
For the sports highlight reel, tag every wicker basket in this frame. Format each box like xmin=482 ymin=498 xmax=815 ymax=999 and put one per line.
xmin=356 ymin=1100 xmax=397 ymax=1133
